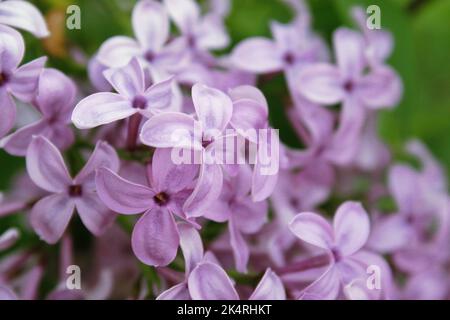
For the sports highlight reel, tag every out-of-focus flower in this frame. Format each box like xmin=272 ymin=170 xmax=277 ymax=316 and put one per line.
xmin=26 ymin=136 xmax=119 ymax=244
xmin=0 ymin=0 xmax=49 ymax=38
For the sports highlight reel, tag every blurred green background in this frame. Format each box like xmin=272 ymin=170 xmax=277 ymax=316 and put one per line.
xmin=0 ymin=0 xmax=449 ymax=190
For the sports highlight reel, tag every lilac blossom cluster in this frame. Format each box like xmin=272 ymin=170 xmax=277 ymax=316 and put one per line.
xmin=0 ymin=0 xmax=449 ymax=300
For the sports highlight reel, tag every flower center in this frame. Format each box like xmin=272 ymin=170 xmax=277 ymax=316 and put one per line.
xmin=132 ymin=95 xmax=147 ymax=109
xmin=283 ymin=52 xmax=295 ymax=65
xmin=144 ymin=50 xmax=155 ymax=62
xmin=331 ymin=247 xmax=342 ymax=262
xmin=68 ymin=184 xmax=83 ymax=197
xmin=344 ymin=80 xmax=354 ymax=92
xmin=153 ymin=192 xmax=170 ymax=206
xmin=0 ymin=72 xmax=10 ymax=87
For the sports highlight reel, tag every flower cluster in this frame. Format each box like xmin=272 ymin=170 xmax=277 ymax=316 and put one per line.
xmin=0 ymin=0 xmax=448 ymax=300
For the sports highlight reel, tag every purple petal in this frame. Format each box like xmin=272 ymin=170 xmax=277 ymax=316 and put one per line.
xmin=0 ymin=119 xmax=47 ymax=156
xmin=97 ymin=36 xmax=141 ymax=68
xmin=298 ymin=266 xmax=340 ymax=300
xmin=289 ymin=212 xmax=334 ymax=250
xmin=88 ymin=56 xmax=112 ymax=91
xmin=36 ymin=68 xmax=77 ymax=119
xmin=368 ymin=215 xmax=412 ymax=253
xmin=75 ymin=193 xmax=116 ymax=236
xmin=0 ymin=25 xmax=24 ymax=69
xmin=333 ymin=27 xmax=365 ymax=79
xmin=188 ymin=262 xmax=239 ymax=300
xmin=151 ymin=147 xmax=198 ymax=193
xmin=71 ymin=92 xmax=134 ymax=129
xmin=74 ymin=141 xmax=119 ymax=189
xmin=26 ymin=136 xmax=71 ymax=193
xmin=179 ymin=223 xmax=204 ymax=275
xmin=232 ymin=198 xmax=267 ymax=234
xmin=165 ymin=0 xmax=200 ymax=33
xmin=388 ymin=164 xmax=418 ymax=214
xmin=230 ymin=38 xmax=283 ymax=73
xmin=192 ymin=83 xmax=232 ymax=137
xmin=142 ymin=76 xmax=175 ymax=114
xmin=333 ymin=201 xmax=370 ymax=256
xmin=103 ymin=57 xmax=144 ymax=99
xmin=131 ymin=207 xmax=180 ymax=266
xmin=297 ymin=63 xmax=344 ymax=104
xmin=132 ymin=0 xmax=169 ymax=52
xmin=0 ymin=89 xmax=16 ymax=138
xmin=9 ymin=56 xmax=47 ymax=102
xmin=229 ymin=219 xmax=250 ymax=273
xmin=183 ymin=163 xmax=223 ymax=218
xmin=0 ymin=286 xmax=18 ymax=300
xmin=140 ymin=112 xmax=202 ymax=150
xmin=95 ymin=167 xmax=155 ymax=214
xmin=195 ymin=14 xmax=229 ymax=50
xmin=30 ymin=194 xmax=75 ymax=244
xmin=249 ymin=269 xmax=286 ymax=300
xmin=0 ymin=0 xmax=49 ymax=38
xmin=357 ymin=66 xmax=402 ymax=109
xmin=157 ymin=282 xmax=190 ymax=300
xmin=0 ymin=228 xmax=19 ymax=250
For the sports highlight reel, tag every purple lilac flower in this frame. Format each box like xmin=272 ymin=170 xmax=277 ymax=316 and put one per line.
xmin=26 ymin=136 xmax=119 ymax=243
xmin=1 ymin=68 xmax=76 ymax=155
xmin=0 ymin=25 xmax=46 ymax=138
xmin=0 ymin=0 xmax=49 ymax=38
xmin=95 ymin=148 xmax=199 ymax=266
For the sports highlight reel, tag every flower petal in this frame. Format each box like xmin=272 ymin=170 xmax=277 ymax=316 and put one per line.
xmin=142 ymin=76 xmax=175 ymax=114
xmin=95 ymin=167 xmax=155 ymax=215
xmin=9 ymin=56 xmax=47 ymax=102
xmin=103 ymin=57 xmax=144 ymax=99
xmin=30 ymin=194 xmax=75 ymax=244
xmin=156 ymin=282 xmax=190 ymax=300
xmin=75 ymin=193 xmax=116 ymax=236
xmin=183 ymin=163 xmax=223 ymax=218
xmin=0 ymin=228 xmax=19 ymax=250
xmin=97 ymin=36 xmax=141 ymax=68
xmin=289 ymin=212 xmax=334 ymax=250
xmin=0 ymin=24 xmax=24 ymax=69
xmin=140 ymin=112 xmax=201 ymax=150
xmin=192 ymin=83 xmax=232 ymax=137
xmin=179 ymin=223 xmax=204 ymax=275
xmin=230 ymin=38 xmax=283 ymax=73
xmin=333 ymin=27 xmax=366 ymax=79
xmin=232 ymin=198 xmax=267 ymax=234
xmin=131 ymin=207 xmax=180 ymax=266
xmin=297 ymin=63 xmax=344 ymax=105
xmin=229 ymin=218 xmax=250 ymax=273
xmin=249 ymin=269 xmax=286 ymax=300
xmin=165 ymin=0 xmax=200 ymax=33
xmin=0 ymin=120 xmax=48 ymax=156
xmin=298 ymin=265 xmax=340 ymax=300
xmin=333 ymin=201 xmax=370 ymax=256
xmin=132 ymin=0 xmax=169 ymax=52
xmin=26 ymin=136 xmax=71 ymax=193
xmin=195 ymin=14 xmax=229 ymax=50
xmin=0 ymin=89 xmax=16 ymax=138
xmin=0 ymin=0 xmax=49 ymax=38
xmin=188 ymin=262 xmax=239 ymax=300
xmin=74 ymin=141 xmax=119 ymax=189
xmin=72 ymin=92 xmax=134 ymax=129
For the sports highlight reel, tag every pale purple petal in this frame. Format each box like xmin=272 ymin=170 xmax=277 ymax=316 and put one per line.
xmin=195 ymin=14 xmax=229 ymax=50
xmin=229 ymin=218 xmax=249 ymax=273
xmin=9 ymin=56 xmax=47 ymax=102
xmin=0 ymin=0 xmax=49 ymax=38
xmin=188 ymin=262 xmax=239 ymax=300
xmin=298 ymin=266 xmax=340 ymax=300
xmin=71 ymin=92 xmax=134 ymax=129
xmin=0 ymin=228 xmax=19 ymax=250
xmin=157 ymin=282 xmax=190 ymax=300
xmin=0 ymin=89 xmax=16 ymax=138
xmin=368 ymin=215 xmax=412 ymax=253
xmin=183 ymin=163 xmax=223 ymax=218
xmin=0 ymin=119 xmax=48 ymax=156
xmin=142 ymin=76 xmax=174 ymax=114
xmin=297 ymin=63 xmax=344 ymax=104
xmin=151 ymin=147 xmax=198 ymax=193
xmin=249 ymin=269 xmax=286 ymax=300
xmin=75 ymin=193 xmax=116 ymax=236
xmin=132 ymin=0 xmax=169 ymax=52
xmin=0 ymin=24 xmax=24 ymax=69
xmin=230 ymin=38 xmax=283 ymax=73
xmin=140 ymin=112 xmax=202 ymax=150
xmin=289 ymin=212 xmax=334 ymax=250
xmin=88 ymin=56 xmax=112 ymax=91
xmin=97 ymin=36 xmax=141 ymax=68
xmin=232 ymin=198 xmax=267 ymax=234
xmin=179 ymin=223 xmax=204 ymax=275
xmin=103 ymin=57 xmax=144 ymax=99
xmin=26 ymin=136 xmax=71 ymax=193
xmin=74 ymin=141 xmax=119 ymax=189
xmin=30 ymin=194 xmax=75 ymax=244
xmin=131 ymin=207 xmax=180 ymax=266
xmin=165 ymin=0 xmax=200 ymax=33
xmin=95 ymin=167 xmax=155 ymax=214
xmin=0 ymin=286 xmax=18 ymax=300
xmin=192 ymin=83 xmax=232 ymax=137
xmin=333 ymin=27 xmax=365 ymax=79
xmin=388 ymin=164 xmax=418 ymax=213
xmin=333 ymin=201 xmax=370 ymax=256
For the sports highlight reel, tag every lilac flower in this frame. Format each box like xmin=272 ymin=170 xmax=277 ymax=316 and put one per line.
xmin=140 ymin=83 xmax=234 ymax=217
xmin=0 ymin=0 xmax=49 ymax=38
xmin=188 ymin=262 xmax=286 ymax=300
xmin=26 ymin=136 xmax=119 ymax=244
xmin=72 ymin=57 xmax=175 ymax=129
xmin=95 ymin=148 xmax=199 ymax=266
xmin=164 ymin=0 xmax=230 ymax=53
xmin=0 ymin=228 xmax=19 ymax=251
xmin=1 ymin=68 xmax=76 ymax=156
xmin=297 ymin=27 xmax=402 ymax=111
xmin=97 ymin=0 xmax=187 ymax=72
xmin=289 ymin=201 xmax=392 ymax=299
xmin=0 ymin=25 xmax=47 ymax=138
